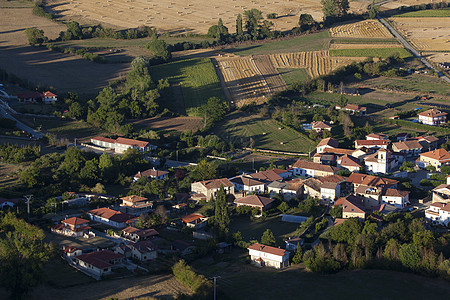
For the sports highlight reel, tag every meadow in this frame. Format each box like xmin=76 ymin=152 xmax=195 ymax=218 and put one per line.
xmin=330 ymin=48 xmax=412 ymax=58
xmin=392 ymin=8 xmax=450 ymax=17
xmin=150 ymin=58 xmax=226 ymax=116
xmin=278 ymin=68 xmax=310 ymax=85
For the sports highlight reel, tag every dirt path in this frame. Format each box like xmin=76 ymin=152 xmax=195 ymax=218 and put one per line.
xmin=31 ymin=274 xmax=192 ymax=300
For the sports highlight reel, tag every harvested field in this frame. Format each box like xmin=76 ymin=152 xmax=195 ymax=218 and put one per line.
xmin=392 ymin=8 xmax=450 ymax=17
xmin=269 ymin=51 xmax=367 ymax=78
xmin=133 ymin=116 xmax=203 ymax=132
xmin=253 ymin=55 xmax=287 ymax=93
xmin=330 ymin=48 xmax=412 ymax=59
xmin=381 ymin=0 xmax=443 ymax=11
xmin=329 ymin=20 xmax=392 ymax=38
xmin=424 ymin=52 xmax=450 ymax=65
xmin=390 ymin=17 xmax=450 ymax=51
xmin=330 ymin=43 xmax=402 ymax=49
xmin=46 ymin=0 xmax=371 ymax=34
xmin=30 ymin=274 xmax=192 ymax=299
xmin=216 ymin=56 xmax=271 ymax=106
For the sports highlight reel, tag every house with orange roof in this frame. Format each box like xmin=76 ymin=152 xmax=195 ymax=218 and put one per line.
xmin=87 ymin=207 xmax=137 ymax=228
xmin=74 ymin=250 xmax=124 ymax=278
xmin=316 ymin=138 xmax=339 ymax=154
xmin=90 ymin=136 xmax=116 ymax=150
xmin=392 ymin=140 xmax=423 ymax=157
xmin=381 ymin=188 xmax=410 ymax=209
xmin=230 ymin=175 xmax=266 ymax=194
xmin=355 ymin=139 xmax=390 ymax=150
xmin=418 ymin=109 xmax=447 ymax=126
xmin=191 ymin=178 xmax=235 ymax=200
xmin=341 ymin=195 xmax=366 ymax=219
xmin=366 ymin=133 xmax=388 ymax=141
xmin=337 ymin=104 xmax=367 ymax=115
xmin=62 ymin=245 xmax=82 ymax=258
xmin=234 ymin=195 xmax=275 ymax=213
xmin=312 ymin=121 xmax=332 ymax=132
xmin=249 ymin=169 xmax=289 ymax=182
xmin=116 ymin=240 xmax=158 ymax=262
xmin=248 ymin=243 xmax=290 ymax=269
xmin=432 ymin=184 xmax=450 ymax=204
xmin=121 ymin=226 xmax=159 ymax=242
xmin=51 ymin=217 xmax=92 ymax=238
xmin=292 ymin=159 xmax=339 ymax=177
xmin=42 ymin=91 xmax=57 ymax=104
xmin=115 ymin=137 xmax=157 ymax=153
xmin=120 ymin=195 xmax=153 ymax=215
xmin=133 ymin=168 xmax=169 ymax=182
xmin=337 ymin=154 xmax=363 ymax=172
xmin=425 ymin=202 xmax=450 ymax=226
xmin=416 ymin=148 xmax=450 ymax=170
xmin=181 ymin=213 xmax=208 ymax=229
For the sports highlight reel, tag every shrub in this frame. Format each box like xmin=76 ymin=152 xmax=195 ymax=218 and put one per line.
xmin=172 ymin=260 xmax=212 ymax=293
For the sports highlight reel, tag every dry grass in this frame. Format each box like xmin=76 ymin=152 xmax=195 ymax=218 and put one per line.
xmin=390 ymin=17 xmax=450 ymax=51
xmin=133 ymin=116 xmax=203 ymax=132
xmin=45 ymin=0 xmax=371 ymax=34
xmin=329 ymin=20 xmax=392 ymax=38
xmin=269 ymin=51 xmax=367 ymax=78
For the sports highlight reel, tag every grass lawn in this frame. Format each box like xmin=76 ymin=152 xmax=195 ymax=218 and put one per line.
xmin=392 ymin=8 xmax=450 ymax=17
xmin=213 ymin=111 xmax=316 ymax=153
xmin=330 ymin=48 xmax=412 ymax=58
xmin=224 ymin=31 xmax=331 ymax=56
xmin=150 ymin=58 xmax=226 ymax=116
xmin=45 ymin=258 xmax=93 ymax=288
xmin=278 ymin=68 xmax=310 ymax=85
xmin=229 ymin=215 xmax=299 ymax=246
xmin=28 ymin=117 xmax=105 ymax=141
xmin=221 ymin=267 xmax=450 ymax=299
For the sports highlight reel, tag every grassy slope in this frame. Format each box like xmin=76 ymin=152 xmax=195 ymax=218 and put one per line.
xmin=330 ymin=48 xmax=412 ymax=58
xmin=214 ymin=111 xmax=316 ymax=153
xmin=31 ymin=118 xmax=105 ymax=141
xmin=392 ymin=8 xmax=450 ymax=17
xmin=278 ymin=68 xmax=310 ymax=85
xmin=224 ymin=31 xmax=331 ymax=56
xmin=150 ymin=58 xmax=226 ymax=116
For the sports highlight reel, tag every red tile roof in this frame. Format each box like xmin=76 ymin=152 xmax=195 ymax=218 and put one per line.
xmin=420 ymin=149 xmax=450 ymax=163
xmin=75 ymin=250 xmax=123 ymax=269
xmin=134 ymin=168 xmax=169 ymax=178
xmin=293 ymin=160 xmax=339 ymax=173
xmin=43 ymin=91 xmax=57 ymax=97
xmin=120 ymin=195 xmax=148 ymax=203
xmin=383 ymin=188 xmax=409 ymax=197
xmin=181 ymin=213 xmax=205 ymax=224
xmin=418 ymin=108 xmax=447 ymax=118
xmin=88 ymin=207 xmax=136 ymax=223
xmin=355 ymin=140 xmax=390 ymax=147
xmin=230 ymin=176 xmax=265 ymax=187
xmin=129 ymin=240 xmax=157 ymax=253
xmin=366 ymin=133 xmax=387 ymax=140
xmin=234 ymin=195 xmax=274 ymax=208
xmin=322 ymin=147 xmax=354 ymax=155
xmin=319 ymin=175 xmax=347 ymax=183
xmin=337 ymin=154 xmax=363 ymax=168
xmin=249 ymin=170 xmax=283 ymax=182
xmin=115 ymin=137 xmax=149 ymax=148
xmin=344 ymin=104 xmax=366 ymax=111
xmin=317 ymin=137 xmax=339 ymax=148
xmin=199 ymin=178 xmax=234 ymax=189
xmin=393 ymin=140 xmax=423 ymax=151
xmin=91 ymin=136 xmax=116 ymax=144
xmin=122 ymin=227 xmax=159 ymax=238
xmin=62 ymin=217 xmax=89 ymax=226
xmin=248 ymin=243 xmax=288 ymax=256
xmin=343 ymin=197 xmax=365 ymax=215
xmin=347 ymin=173 xmax=398 ymax=188
xmin=312 ymin=121 xmax=332 ymax=129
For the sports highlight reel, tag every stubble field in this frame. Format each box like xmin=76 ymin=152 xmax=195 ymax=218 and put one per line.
xmin=45 ymin=0 xmax=372 ymax=34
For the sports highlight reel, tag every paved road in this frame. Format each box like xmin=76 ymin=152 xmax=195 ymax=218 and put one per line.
xmin=377 ymin=16 xmax=450 ymax=84
xmin=0 ymin=104 xmax=44 ymax=139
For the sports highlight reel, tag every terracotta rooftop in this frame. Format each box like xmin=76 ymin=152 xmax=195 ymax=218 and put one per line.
xmin=181 ymin=213 xmax=205 ymax=224
xmin=347 ymin=173 xmax=398 ymax=188
xmin=199 ymin=178 xmax=234 ymax=189
xmin=88 ymin=207 xmax=136 ymax=223
xmin=317 ymin=137 xmax=339 ymax=148
xmin=230 ymin=176 xmax=265 ymax=187
xmin=234 ymin=195 xmax=275 ymax=208
xmin=322 ymin=147 xmax=354 ymax=156
xmin=338 ymin=154 xmax=363 ymax=168
xmin=418 ymin=108 xmax=447 ymax=118
xmin=383 ymin=188 xmax=409 ymax=197
xmin=366 ymin=133 xmax=387 ymax=140
xmin=62 ymin=217 xmax=89 ymax=226
xmin=343 ymin=197 xmax=365 ymax=215
xmin=135 ymin=168 xmax=169 ymax=178
xmin=115 ymin=137 xmax=149 ymax=148
xmin=91 ymin=136 xmax=116 ymax=144
xmin=129 ymin=240 xmax=157 ymax=253
xmin=293 ymin=160 xmax=339 ymax=173
xmin=344 ymin=104 xmax=366 ymax=111
xmin=393 ymin=140 xmax=423 ymax=151
xmin=121 ymin=195 xmax=148 ymax=203
xmin=249 ymin=169 xmax=283 ymax=182
xmin=319 ymin=174 xmax=347 ymax=183
xmin=75 ymin=250 xmax=123 ymax=269
xmin=355 ymin=140 xmax=390 ymax=147
xmin=312 ymin=121 xmax=332 ymax=129
xmin=420 ymin=149 xmax=450 ymax=162
xmin=42 ymin=91 xmax=57 ymax=97
xmin=248 ymin=243 xmax=288 ymax=256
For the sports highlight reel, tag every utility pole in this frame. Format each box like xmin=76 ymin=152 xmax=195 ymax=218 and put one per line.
xmin=210 ymin=276 xmax=220 ymax=300
xmin=24 ymin=194 xmax=33 ymax=215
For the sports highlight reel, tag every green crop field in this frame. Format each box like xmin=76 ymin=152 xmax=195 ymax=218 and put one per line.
xmin=150 ymin=58 xmax=226 ymax=116
xmin=330 ymin=48 xmax=412 ymax=58
xmin=214 ymin=111 xmax=316 ymax=153
xmin=278 ymin=68 xmax=310 ymax=85
xmin=393 ymin=8 xmax=450 ymax=17
xmin=330 ymin=38 xmax=399 ymax=44
xmin=224 ymin=31 xmax=331 ymax=56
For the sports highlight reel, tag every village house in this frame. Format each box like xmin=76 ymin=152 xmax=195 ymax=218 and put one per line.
xmin=115 ymin=137 xmax=157 ymax=154
xmin=119 ymin=195 xmax=153 ymax=215
xmin=319 ymin=175 xmax=348 ymax=202
xmin=234 ymin=195 xmax=275 ymax=213
xmin=191 ymin=178 xmax=235 ymax=200
xmin=181 ymin=213 xmax=208 ymax=229
xmin=425 ymin=202 xmax=450 ymax=226
xmin=336 ymin=154 xmax=363 ymax=172
xmin=432 ymin=184 xmax=450 ymax=203
xmin=396 ymin=133 xmax=409 ymax=142
xmin=418 ymin=108 xmax=447 ymax=126
xmin=117 ymin=240 xmax=158 ymax=262
xmin=351 ymin=147 xmax=373 ymax=160
xmin=311 ymin=121 xmax=332 ymax=132
xmin=363 ymin=148 xmax=398 ymax=174
xmin=229 ymin=175 xmax=266 ymax=194
xmin=416 ymin=149 xmax=450 ymax=170
xmin=74 ymin=250 xmax=124 ymax=278
xmin=63 ymin=245 xmax=83 ymax=258
xmin=249 ymin=168 xmax=290 ymax=181
xmin=87 ymin=207 xmax=137 ymax=228
xmin=42 ymin=91 xmax=57 ymax=104
xmin=133 ymin=168 xmax=169 ymax=182
xmin=267 ymin=181 xmax=298 ymax=200
xmin=415 ymin=136 xmax=440 ymax=151
xmin=292 ymin=160 xmax=339 ymax=178
xmin=17 ymin=91 xmax=42 ymax=103
xmin=347 ymin=173 xmax=399 ymax=191
xmin=285 ymin=237 xmax=304 ymax=251
xmin=299 ymin=178 xmax=322 ymax=199
xmin=316 ymin=138 xmax=339 ymax=154
xmin=51 ymin=217 xmax=92 ymax=238
xmin=121 ymin=226 xmax=159 ymax=242
xmin=248 ymin=243 xmax=290 ymax=269
xmin=337 ymin=195 xmax=366 ymax=219
xmin=366 ymin=133 xmax=388 ymax=141
xmin=312 ymin=153 xmax=337 ymax=165
xmin=381 ymin=188 xmax=410 ymax=209
xmin=90 ymin=136 xmax=116 ymax=150
xmin=355 ymin=139 xmax=390 ymax=150
xmin=392 ymin=140 xmax=423 ymax=158
xmin=337 ymin=104 xmax=367 ymax=115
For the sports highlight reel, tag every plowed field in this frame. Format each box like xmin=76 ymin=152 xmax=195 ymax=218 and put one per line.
xmin=329 ymin=20 xmax=392 ymax=38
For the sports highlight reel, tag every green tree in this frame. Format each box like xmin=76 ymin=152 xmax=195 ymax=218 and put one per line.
xmin=236 ymin=13 xmax=243 ymax=36
xmin=24 ymin=28 xmax=48 ymax=45
xmin=192 ymin=159 xmax=216 ymax=181
xmin=145 ymin=33 xmax=171 ymax=62
xmin=79 ymin=158 xmax=100 ymax=185
xmin=214 ymin=186 xmax=230 ymax=235
xmin=292 ymin=244 xmax=303 ymax=264
xmin=321 ymin=0 xmax=349 ymax=18
xmin=368 ymin=1 xmax=379 ymax=19
xmin=207 ymin=18 xmax=229 ymax=39
xmin=261 ymin=229 xmax=276 ymax=246
xmin=299 ymin=14 xmax=315 ymax=30
xmin=277 ymin=201 xmax=289 ymax=213
xmin=244 ymin=9 xmax=263 ymax=38
xmin=399 ymin=243 xmax=422 ymax=271
xmin=0 ymin=214 xmax=51 ymax=299
xmin=67 ymin=102 xmax=85 ymax=119
xmin=330 ymin=218 xmax=363 ymax=245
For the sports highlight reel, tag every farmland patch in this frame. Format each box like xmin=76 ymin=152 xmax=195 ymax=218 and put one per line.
xmin=132 ymin=116 xmax=203 ymax=132
xmin=330 ymin=48 xmax=412 ymax=58
xmin=329 ymin=20 xmax=392 ymax=38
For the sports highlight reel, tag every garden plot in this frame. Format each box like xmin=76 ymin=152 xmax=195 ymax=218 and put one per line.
xmin=329 ymin=20 xmax=392 ymax=38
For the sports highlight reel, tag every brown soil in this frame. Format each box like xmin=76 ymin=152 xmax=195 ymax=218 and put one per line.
xmin=134 ymin=116 xmax=203 ymax=132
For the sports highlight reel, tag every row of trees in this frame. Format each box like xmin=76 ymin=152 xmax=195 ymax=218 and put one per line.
xmin=0 ymin=144 xmax=40 ymax=164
